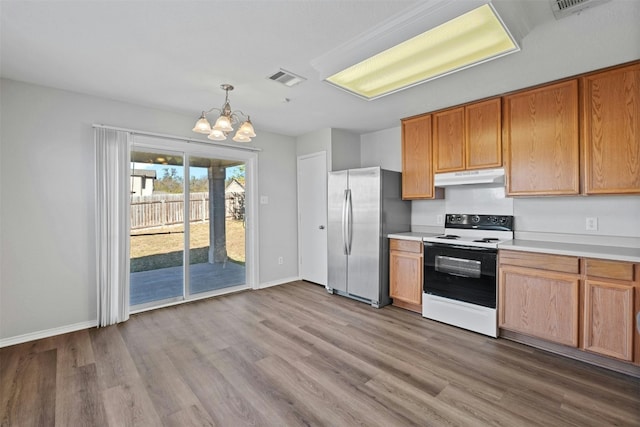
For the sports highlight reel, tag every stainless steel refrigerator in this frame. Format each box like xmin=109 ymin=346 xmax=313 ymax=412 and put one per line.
xmin=327 ymin=167 xmax=411 ymax=307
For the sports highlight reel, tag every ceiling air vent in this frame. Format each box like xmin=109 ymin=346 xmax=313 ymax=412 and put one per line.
xmin=267 ymin=69 xmax=306 ymax=87
xmin=550 ymin=0 xmax=611 ymax=19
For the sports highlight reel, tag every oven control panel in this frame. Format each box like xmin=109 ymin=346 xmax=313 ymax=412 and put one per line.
xmin=446 ymin=214 xmax=513 ymax=231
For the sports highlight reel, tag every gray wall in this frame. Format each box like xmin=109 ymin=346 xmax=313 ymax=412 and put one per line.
xmin=295 ymin=128 xmax=361 ymax=172
xmin=360 ymin=127 xmax=402 ymax=172
xmin=296 ymin=128 xmax=331 ymax=172
xmin=0 ymin=78 xmax=299 ymax=342
xmin=330 ymin=129 xmax=360 ymax=171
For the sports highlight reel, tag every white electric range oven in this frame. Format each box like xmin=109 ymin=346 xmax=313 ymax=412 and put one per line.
xmin=422 ymin=213 xmax=514 ymax=337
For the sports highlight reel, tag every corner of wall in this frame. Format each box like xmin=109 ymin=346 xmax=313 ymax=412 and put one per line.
xmin=330 ymin=128 xmax=361 ymax=171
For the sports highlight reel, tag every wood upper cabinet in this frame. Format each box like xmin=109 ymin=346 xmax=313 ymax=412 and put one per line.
xmin=582 ymin=259 xmax=637 ymax=362
xmin=499 ymin=251 xmax=580 ymax=347
xmin=389 ymin=239 xmax=423 ymax=313
xmin=582 ymin=62 xmax=640 ymax=194
xmin=433 ymin=98 xmax=502 ymax=173
xmin=503 ymin=79 xmax=580 ymax=196
xmin=402 ymin=114 xmax=439 ymax=199
xmin=433 ymin=107 xmax=464 ymax=172
xmin=466 ymin=98 xmax=502 ymax=170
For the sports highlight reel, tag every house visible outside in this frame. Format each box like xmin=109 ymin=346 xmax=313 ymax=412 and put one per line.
xmin=225 ymin=178 xmax=245 ymax=220
xmin=130 ymin=169 xmax=156 ymax=196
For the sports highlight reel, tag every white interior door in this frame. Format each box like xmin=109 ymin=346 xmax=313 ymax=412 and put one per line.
xmin=298 ymin=152 xmax=328 ymax=285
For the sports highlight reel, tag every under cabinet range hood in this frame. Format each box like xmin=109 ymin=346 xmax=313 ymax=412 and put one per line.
xmin=434 ymin=168 xmax=505 ymax=187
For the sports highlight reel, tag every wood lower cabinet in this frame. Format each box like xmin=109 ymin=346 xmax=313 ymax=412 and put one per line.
xmin=582 ymin=258 xmax=637 ymax=362
xmin=503 ymin=79 xmax=580 ymax=196
xmin=499 ymin=264 xmax=580 ymax=347
xmin=500 ymin=250 xmax=640 ymax=366
xmin=582 ymin=62 xmax=640 ymax=194
xmin=583 ymin=279 xmax=634 ymax=361
xmin=389 ymin=239 xmax=423 ymax=313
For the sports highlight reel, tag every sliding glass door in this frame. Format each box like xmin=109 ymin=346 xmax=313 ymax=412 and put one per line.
xmin=130 ymin=149 xmax=185 ymax=307
xmin=129 ymin=142 xmax=250 ymax=311
xmin=188 ymin=156 xmax=246 ymax=296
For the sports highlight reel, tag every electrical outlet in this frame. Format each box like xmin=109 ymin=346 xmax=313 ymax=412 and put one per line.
xmin=436 ymin=214 xmax=444 ymax=225
xmin=278 ymin=256 xmax=284 ymax=265
xmin=586 ymin=217 xmax=598 ymax=231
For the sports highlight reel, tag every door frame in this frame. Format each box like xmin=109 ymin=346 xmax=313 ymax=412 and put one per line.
xmin=129 ymin=134 xmax=259 ymax=313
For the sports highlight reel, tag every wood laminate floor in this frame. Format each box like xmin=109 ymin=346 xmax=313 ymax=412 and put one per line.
xmin=1 ymin=281 xmax=639 ymax=426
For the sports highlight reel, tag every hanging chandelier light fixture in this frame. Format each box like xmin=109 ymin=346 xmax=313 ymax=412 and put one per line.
xmin=192 ymin=83 xmax=256 ymax=142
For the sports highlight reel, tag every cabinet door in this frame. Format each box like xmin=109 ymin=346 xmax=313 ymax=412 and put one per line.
xmin=401 ymin=115 xmax=435 ymax=199
xmin=389 ymin=250 xmax=422 ymax=308
xmin=503 ymin=80 xmax=580 ymax=196
xmin=583 ymin=280 xmax=634 ymax=361
xmin=465 ymin=98 xmax=502 ymax=170
xmin=582 ymin=62 xmax=640 ymax=194
xmin=499 ymin=266 xmax=579 ymax=347
xmin=433 ymin=107 xmax=465 ymax=173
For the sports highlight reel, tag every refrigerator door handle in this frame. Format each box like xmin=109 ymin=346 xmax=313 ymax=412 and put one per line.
xmin=342 ymin=189 xmax=349 ymax=255
xmin=346 ymin=189 xmax=353 ymax=255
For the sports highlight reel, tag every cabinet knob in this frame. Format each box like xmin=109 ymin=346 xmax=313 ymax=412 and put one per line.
xmin=319 ymin=225 xmax=325 ymax=230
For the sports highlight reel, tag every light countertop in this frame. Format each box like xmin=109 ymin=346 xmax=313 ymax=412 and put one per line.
xmin=387 ymin=232 xmax=441 ymax=241
xmin=498 ymin=239 xmax=640 ymax=263
xmin=388 ymin=233 xmax=640 ymax=263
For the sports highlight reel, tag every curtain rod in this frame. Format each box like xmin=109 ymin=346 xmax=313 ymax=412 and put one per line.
xmin=92 ymin=123 xmax=262 ymax=152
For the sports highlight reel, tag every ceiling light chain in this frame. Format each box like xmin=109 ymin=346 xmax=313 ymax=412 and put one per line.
xmin=192 ymin=83 xmax=256 ymax=142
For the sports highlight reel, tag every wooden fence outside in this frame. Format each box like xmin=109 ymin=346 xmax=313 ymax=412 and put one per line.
xmin=130 ymin=192 xmax=244 ymax=230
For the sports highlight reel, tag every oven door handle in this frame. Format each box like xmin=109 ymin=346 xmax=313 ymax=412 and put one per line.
xmin=447 ymin=272 xmax=475 ymax=278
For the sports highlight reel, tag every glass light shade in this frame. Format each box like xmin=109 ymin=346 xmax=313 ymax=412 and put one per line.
xmin=326 ymin=4 xmax=519 ymax=100
xmin=192 ymin=114 xmax=211 ymax=134
xmin=207 ymin=129 xmax=227 ymax=141
xmin=237 ymin=120 xmax=256 ymax=137
xmin=212 ymin=115 xmax=233 ymax=132
xmin=232 ymin=133 xmax=252 ymax=143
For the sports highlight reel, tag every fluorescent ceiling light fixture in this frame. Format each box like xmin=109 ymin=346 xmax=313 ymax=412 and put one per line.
xmin=325 ymin=3 xmax=519 ymax=100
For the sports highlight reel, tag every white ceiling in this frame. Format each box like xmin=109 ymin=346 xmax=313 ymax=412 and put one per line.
xmin=1 ymin=0 xmax=639 ymax=138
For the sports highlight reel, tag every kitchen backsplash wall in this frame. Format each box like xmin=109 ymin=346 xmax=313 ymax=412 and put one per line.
xmin=411 ymin=184 xmax=639 ymax=247
xmin=513 ymin=195 xmax=640 ymax=246
xmin=444 ymin=185 xmax=513 ymax=215
xmin=411 ymin=185 xmax=513 ymax=232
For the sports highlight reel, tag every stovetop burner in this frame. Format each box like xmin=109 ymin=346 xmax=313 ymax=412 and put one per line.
xmin=473 ymin=238 xmax=500 ymax=243
xmin=437 ymin=234 xmax=460 ymax=240
xmin=422 ymin=213 xmax=514 ymax=249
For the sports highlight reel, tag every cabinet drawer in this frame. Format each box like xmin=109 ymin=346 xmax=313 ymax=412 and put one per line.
xmin=584 ymin=259 xmax=635 ymax=281
xmin=499 ymin=250 xmax=579 ymax=274
xmin=390 ymin=239 xmax=423 ymax=254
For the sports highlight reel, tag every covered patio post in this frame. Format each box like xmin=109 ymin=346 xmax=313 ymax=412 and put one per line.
xmin=208 ymin=165 xmax=228 ymax=263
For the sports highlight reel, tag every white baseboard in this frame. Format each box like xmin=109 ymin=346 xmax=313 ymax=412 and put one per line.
xmin=257 ymin=276 xmax=301 ymax=289
xmin=0 ymin=320 xmax=98 ymax=348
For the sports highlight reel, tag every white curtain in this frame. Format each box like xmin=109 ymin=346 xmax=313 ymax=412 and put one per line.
xmin=95 ymin=127 xmax=131 ymax=326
